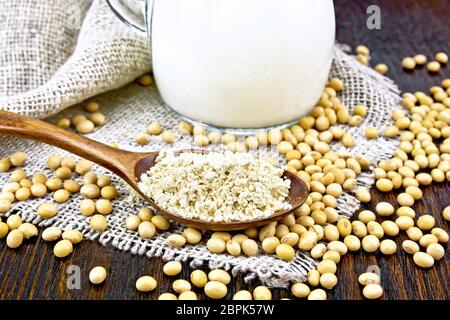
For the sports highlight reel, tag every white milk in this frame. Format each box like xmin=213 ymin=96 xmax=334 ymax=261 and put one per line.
xmin=150 ymin=0 xmax=335 ymax=128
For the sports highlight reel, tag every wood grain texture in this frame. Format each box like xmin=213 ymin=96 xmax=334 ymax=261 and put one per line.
xmin=0 ymin=0 xmax=449 ymax=300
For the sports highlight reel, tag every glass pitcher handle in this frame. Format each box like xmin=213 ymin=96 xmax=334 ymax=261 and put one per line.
xmin=106 ymin=0 xmax=154 ymax=33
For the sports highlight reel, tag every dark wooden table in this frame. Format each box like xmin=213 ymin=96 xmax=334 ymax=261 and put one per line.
xmin=0 ymin=0 xmax=449 ymax=300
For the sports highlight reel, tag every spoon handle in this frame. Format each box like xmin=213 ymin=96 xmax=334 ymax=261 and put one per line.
xmin=0 ymin=110 xmax=135 ymax=179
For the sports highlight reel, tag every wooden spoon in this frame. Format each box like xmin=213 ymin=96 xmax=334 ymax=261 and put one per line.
xmin=0 ymin=110 xmax=308 ymax=231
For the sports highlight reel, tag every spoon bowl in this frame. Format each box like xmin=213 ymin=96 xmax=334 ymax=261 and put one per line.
xmin=133 ymin=151 xmax=308 ymax=230
xmin=0 ymin=110 xmax=308 ymax=231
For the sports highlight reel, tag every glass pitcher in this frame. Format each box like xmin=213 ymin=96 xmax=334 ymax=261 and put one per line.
xmin=106 ymin=0 xmax=335 ymax=130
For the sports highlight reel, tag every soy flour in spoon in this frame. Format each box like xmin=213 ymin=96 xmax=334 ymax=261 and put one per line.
xmin=138 ymin=151 xmax=292 ymax=222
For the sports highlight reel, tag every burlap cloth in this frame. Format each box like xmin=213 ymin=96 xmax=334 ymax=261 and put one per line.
xmin=0 ymin=0 xmax=401 ymax=287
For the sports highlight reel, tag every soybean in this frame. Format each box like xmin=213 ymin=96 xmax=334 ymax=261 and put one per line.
xmin=413 ymin=252 xmax=434 ymax=268
xmin=158 ymin=293 xmax=177 ymax=300
xmin=419 ymin=234 xmax=438 ymax=248
xmin=253 ymin=286 xmax=272 ymax=300
xmin=231 ymin=234 xmax=248 ymax=245
xmin=416 ymin=215 xmax=435 ymax=230
xmin=307 ymin=288 xmax=327 ymax=300
xmin=53 ymin=239 xmax=73 ymax=258
xmin=323 ymin=250 xmax=341 ymax=263
xmin=42 ymin=227 xmax=62 ymax=241
xmin=241 ymin=239 xmax=259 ymax=256
xmin=80 ymin=199 xmax=96 ymax=216
xmin=226 ymin=240 xmax=241 ymax=256
xmin=310 ymin=243 xmax=327 ymax=259
xmin=367 ymin=221 xmax=384 ymax=239
xmin=37 ymin=203 xmax=58 ymax=219
xmin=6 ymin=215 xmax=22 ymax=229
xmin=327 ymin=241 xmax=348 ymax=255
xmin=204 ymin=281 xmax=227 ymax=299
xmin=151 ymin=215 xmax=170 ymax=231
xmin=138 ymin=221 xmax=156 ymax=239
xmin=298 ymin=231 xmax=318 ymax=251
xmin=15 ymin=187 xmax=30 ymax=201
xmin=90 ymin=214 xmax=108 ymax=232
xmin=0 ymin=222 xmax=9 ymax=238
xmin=358 ymin=210 xmax=376 ymax=223
xmin=89 ymin=266 xmax=107 ymax=284
xmin=291 ymin=283 xmax=311 ymax=298
xmin=137 ymin=207 xmax=153 ymax=221
xmin=431 ymin=228 xmax=449 ymax=243
xmin=80 ymin=184 xmax=100 ymax=199
xmin=402 ymin=240 xmax=420 ymax=254
xmin=262 ymin=236 xmax=280 ymax=254
xmin=6 ymin=229 xmax=23 ymax=248
xmin=363 ymin=284 xmax=383 ymax=300
xmin=54 ymin=189 xmax=70 ymax=203
xmin=344 ymin=235 xmax=361 ymax=251
xmin=337 ymin=218 xmax=352 ymax=237
xmin=125 ymin=215 xmax=141 ymax=231
xmin=178 ymin=291 xmax=197 ymax=300
xmin=406 ymin=227 xmax=423 ymax=241
xmin=380 ymin=239 xmax=397 ymax=255
xmin=183 ymin=227 xmax=202 ymax=244
xmin=208 ymin=269 xmax=231 ymax=285
xmin=362 ymin=235 xmax=380 ymax=253
xmin=190 ymin=270 xmax=208 ymax=288
xmin=136 ymin=276 xmax=157 ymax=292
xmin=358 ymin=272 xmax=380 ymax=286
xmin=166 ymin=234 xmax=186 ymax=248
xmin=0 ymin=158 xmax=11 ymax=172
xmin=276 ymin=243 xmax=295 ymax=261
xmin=443 ymin=206 xmax=450 ymax=221
xmin=63 ymin=180 xmax=80 ymax=193
xmin=376 ymin=202 xmax=394 ymax=216
xmin=10 ymin=152 xmax=28 ymax=167
xmin=317 ymin=259 xmax=337 ymax=275
xmin=426 ymin=243 xmax=445 ymax=260
xmin=62 ymin=230 xmax=83 ymax=244
xmin=307 ymin=269 xmax=320 ymax=286
xmin=101 ymin=186 xmax=117 ymax=200
xmin=95 ymin=199 xmax=113 ymax=215
xmin=207 ymin=238 xmax=226 ymax=254
xmin=381 ymin=221 xmax=399 ymax=237
xmin=396 ymin=216 xmax=414 ymax=230
xmin=320 ymin=273 xmax=338 ymax=289
xmin=163 ymin=261 xmax=182 ymax=276
xmin=46 ymin=178 xmax=62 ymax=191
xmin=233 ymin=290 xmax=253 ymax=300
xmin=173 ymin=279 xmax=191 ymax=294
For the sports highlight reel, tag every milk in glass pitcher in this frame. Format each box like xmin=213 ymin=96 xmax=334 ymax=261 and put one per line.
xmin=106 ymin=0 xmax=335 ymax=130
